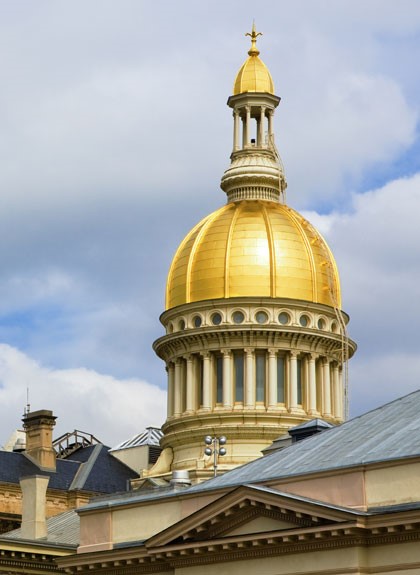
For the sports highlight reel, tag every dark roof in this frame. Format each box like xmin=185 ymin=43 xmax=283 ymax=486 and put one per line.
xmin=0 ymin=445 xmax=138 ymax=494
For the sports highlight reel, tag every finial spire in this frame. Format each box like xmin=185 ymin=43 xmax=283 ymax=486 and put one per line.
xmin=245 ymin=21 xmax=262 ymax=56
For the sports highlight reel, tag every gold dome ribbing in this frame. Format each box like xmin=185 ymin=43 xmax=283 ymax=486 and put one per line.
xmin=166 ymin=200 xmax=341 ymax=310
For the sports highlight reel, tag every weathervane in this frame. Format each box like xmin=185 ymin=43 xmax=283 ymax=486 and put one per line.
xmin=246 ymin=21 xmax=262 ymax=56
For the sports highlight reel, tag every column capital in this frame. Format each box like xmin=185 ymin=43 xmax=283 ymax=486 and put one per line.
xmin=200 ymin=351 xmax=211 ymax=359
xmin=268 ymin=348 xmax=277 ymax=357
xmin=184 ymin=354 xmax=193 ymax=363
xmin=290 ymin=350 xmax=299 ymax=358
xmin=221 ymin=348 xmax=231 ymax=357
xmin=308 ymin=352 xmax=319 ymax=361
xmin=244 ymin=347 xmax=254 ymax=355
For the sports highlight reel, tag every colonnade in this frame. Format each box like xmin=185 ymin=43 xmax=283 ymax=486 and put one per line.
xmin=166 ymin=349 xmax=343 ymax=422
xmin=233 ymin=106 xmax=274 ymax=152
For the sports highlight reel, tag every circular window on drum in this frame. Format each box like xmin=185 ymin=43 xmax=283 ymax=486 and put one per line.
xmin=179 ymin=319 xmax=186 ymax=330
xmin=193 ymin=315 xmax=202 ymax=328
xmin=299 ymin=315 xmax=310 ymax=327
xmin=255 ymin=311 xmax=269 ymax=324
xmin=278 ymin=312 xmax=290 ymax=325
xmin=211 ymin=312 xmax=222 ymax=326
xmin=317 ymin=318 xmax=326 ymax=330
xmin=232 ymin=311 xmax=245 ymax=324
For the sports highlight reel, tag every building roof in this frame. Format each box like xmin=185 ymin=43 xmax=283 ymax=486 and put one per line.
xmin=111 ymin=427 xmax=163 ymax=451
xmin=2 ymin=509 xmax=79 ymax=546
xmin=188 ymin=389 xmax=420 ymax=493
xmin=0 ymin=444 xmax=138 ymax=494
xmin=80 ymin=390 xmax=420 ymax=513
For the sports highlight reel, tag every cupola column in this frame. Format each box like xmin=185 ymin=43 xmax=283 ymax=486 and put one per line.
xmin=185 ymin=355 xmax=195 ymax=413
xmin=244 ymin=348 xmax=255 ymax=408
xmin=174 ymin=359 xmax=183 ymax=416
xmin=308 ymin=353 xmax=318 ymax=415
xmin=258 ymin=106 xmax=266 ymax=146
xmin=268 ymin=109 xmax=274 ymax=141
xmin=167 ymin=363 xmax=175 ymax=417
xmin=233 ymin=110 xmax=240 ymax=152
xmin=243 ymin=106 xmax=251 ymax=147
xmin=222 ymin=349 xmax=233 ymax=408
xmin=322 ymin=358 xmax=332 ymax=417
xmin=268 ymin=349 xmax=277 ymax=407
xmin=201 ymin=352 xmax=211 ymax=411
xmin=289 ymin=351 xmax=298 ymax=411
xmin=332 ymin=363 xmax=342 ymax=419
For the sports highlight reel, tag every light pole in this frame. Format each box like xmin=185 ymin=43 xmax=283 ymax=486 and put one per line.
xmin=204 ymin=435 xmax=227 ymax=477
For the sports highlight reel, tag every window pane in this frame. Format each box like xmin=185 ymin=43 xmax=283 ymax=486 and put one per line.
xmin=297 ymin=358 xmax=302 ymax=404
xmin=256 ymin=353 xmax=266 ymax=402
xmin=234 ymin=353 xmax=244 ymax=402
xmin=277 ymin=356 xmax=285 ymax=403
xmin=216 ymin=356 xmax=223 ymax=403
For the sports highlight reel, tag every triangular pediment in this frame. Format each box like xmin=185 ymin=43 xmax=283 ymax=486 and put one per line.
xmin=228 ymin=516 xmax=297 ymax=536
xmin=147 ymin=484 xmax=358 ymax=548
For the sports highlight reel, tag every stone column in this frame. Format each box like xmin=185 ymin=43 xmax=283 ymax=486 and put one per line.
xmin=332 ymin=363 xmax=341 ymax=420
xmin=167 ymin=363 xmax=175 ymax=417
xmin=307 ymin=353 xmax=317 ymax=415
xmin=185 ymin=355 xmax=194 ymax=413
xmin=258 ymin=106 xmax=266 ymax=145
xmin=322 ymin=358 xmax=332 ymax=417
xmin=289 ymin=351 xmax=298 ymax=411
xmin=243 ymin=106 xmax=251 ymax=147
xmin=174 ymin=359 xmax=182 ymax=416
xmin=245 ymin=348 xmax=255 ymax=408
xmin=201 ymin=352 xmax=211 ymax=411
xmin=222 ymin=349 xmax=232 ymax=408
xmin=268 ymin=109 xmax=274 ymax=141
xmin=268 ymin=349 xmax=277 ymax=407
xmin=233 ymin=110 xmax=240 ymax=152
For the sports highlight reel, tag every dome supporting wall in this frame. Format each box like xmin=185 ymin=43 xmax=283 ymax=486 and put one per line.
xmin=150 ymin=297 xmax=356 ymax=478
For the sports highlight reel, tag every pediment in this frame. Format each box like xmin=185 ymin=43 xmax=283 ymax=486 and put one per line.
xmin=147 ymin=484 xmax=356 ymax=548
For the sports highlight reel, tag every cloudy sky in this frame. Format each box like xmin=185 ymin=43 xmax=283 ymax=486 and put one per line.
xmin=0 ymin=1 xmax=419 ymax=447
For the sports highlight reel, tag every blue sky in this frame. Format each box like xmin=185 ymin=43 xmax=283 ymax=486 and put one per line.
xmin=0 ymin=0 xmax=419 ymax=446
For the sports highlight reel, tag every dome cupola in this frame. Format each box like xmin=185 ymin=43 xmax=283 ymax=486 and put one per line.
xmin=150 ymin=26 xmax=356 ymax=482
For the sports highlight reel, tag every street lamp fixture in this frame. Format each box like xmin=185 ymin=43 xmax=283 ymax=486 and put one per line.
xmin=204 ymin=435 xmax=227 ymax=477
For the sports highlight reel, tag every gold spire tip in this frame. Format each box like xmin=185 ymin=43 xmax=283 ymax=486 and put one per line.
xmin=245 ymin=21 xmax=262 ymax=56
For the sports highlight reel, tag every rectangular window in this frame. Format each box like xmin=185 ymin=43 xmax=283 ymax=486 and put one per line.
xmin=277 ymin=356 xmax=285 ymax=403
xmin=216 ymin=356 xmax=223 ymax=403
xmin=234 ymin=352 xmax=244 ymax=402
xmin=256 ymin=352 xmax=266 ymax=402
xmin=198 ymin=357 xmax=204 ymax=406
xmin=297 ymin=358 xmax=302 ymax=405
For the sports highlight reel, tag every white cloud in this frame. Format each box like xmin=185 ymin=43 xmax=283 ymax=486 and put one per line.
xmin=0 ymin=344 xmax=166 ymax=447
xmin=306 ymin=172 xmax=420 ymax=416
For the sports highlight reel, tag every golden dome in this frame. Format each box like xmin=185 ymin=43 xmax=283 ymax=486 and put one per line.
xmin=233 ymin=56 xmax=274 ymax=95
xmin=233 ymin=24 xmax=274 ymax=95
xmin=166 ymin=200 xmax=341 ymax=310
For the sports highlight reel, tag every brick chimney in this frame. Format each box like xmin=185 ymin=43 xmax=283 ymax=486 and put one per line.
xmin=22 ymin=409 xmax=57 ymax=471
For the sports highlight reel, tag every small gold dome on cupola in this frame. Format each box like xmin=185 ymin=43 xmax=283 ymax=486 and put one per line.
xmin=233 ymin=23 xmax=275 ymax=95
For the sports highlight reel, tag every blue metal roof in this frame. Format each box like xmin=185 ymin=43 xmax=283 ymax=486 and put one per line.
xmin=187 ymin=389 xmax=420 ymax=492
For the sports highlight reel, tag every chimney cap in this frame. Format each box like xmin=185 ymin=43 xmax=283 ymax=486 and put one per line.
xmin=22 ymin=409 xmax=57 ymax=423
